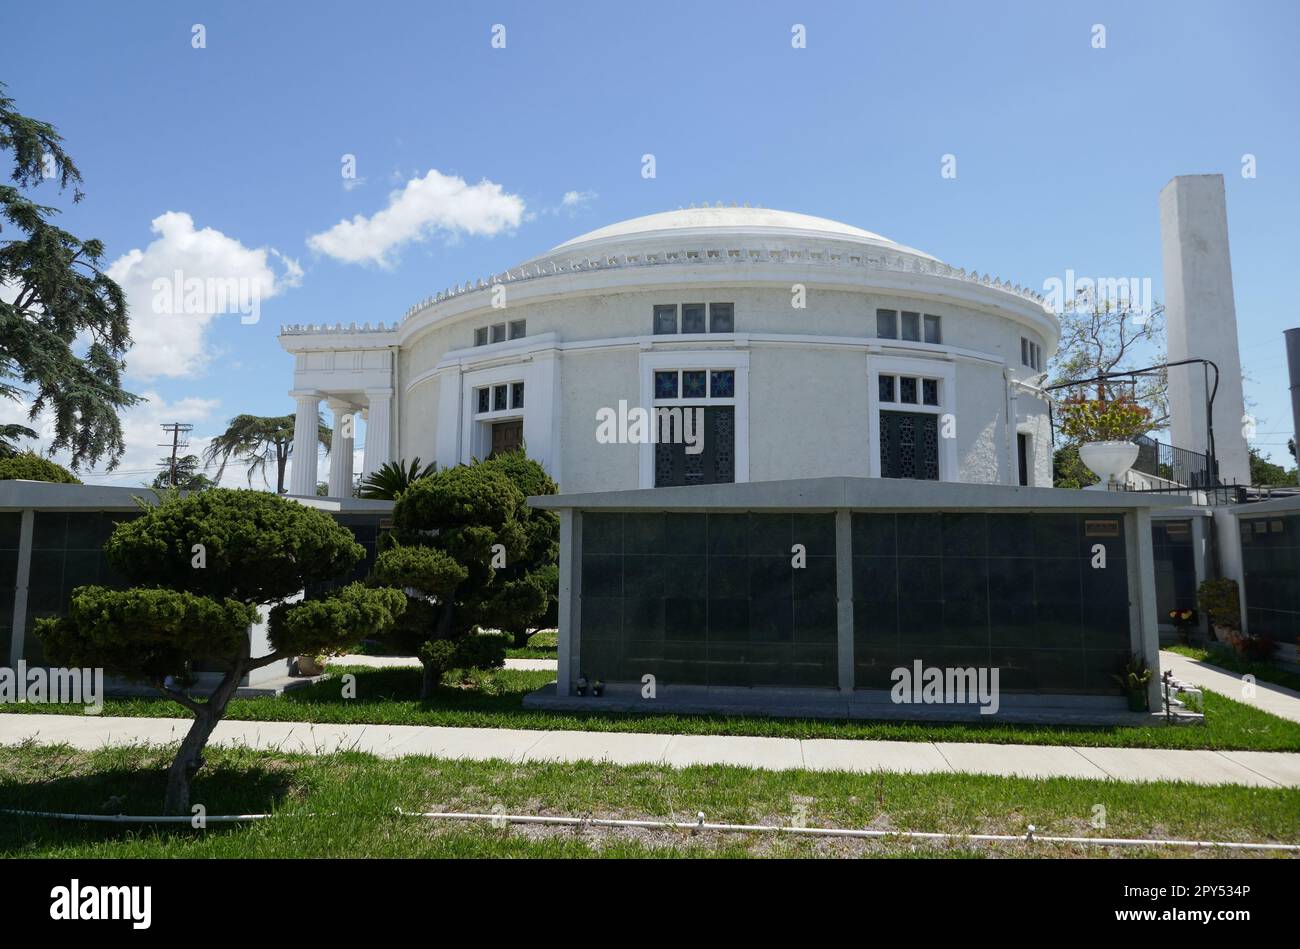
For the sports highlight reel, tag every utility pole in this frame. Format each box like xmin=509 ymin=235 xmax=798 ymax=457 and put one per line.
xmin=158 ymin=423 xmax=193 ymax=487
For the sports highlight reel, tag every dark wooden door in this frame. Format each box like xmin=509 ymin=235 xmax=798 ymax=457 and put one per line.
xmin=879 ymin=410 xmax=939 ymax=480
xmin=490 ymin=420 xmax=523 ymax=457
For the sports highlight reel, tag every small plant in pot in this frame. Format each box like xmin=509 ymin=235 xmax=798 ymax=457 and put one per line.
xmin=1058 ymin=394 xmax=1150 ymax=490
xmin=1167 ymin=607 xmax=1198 ymax=645
xmin=1196 ymin=577 xmax=1240 ymax=642
xmin=1112 ymin=653 xmax=1152 ymax=712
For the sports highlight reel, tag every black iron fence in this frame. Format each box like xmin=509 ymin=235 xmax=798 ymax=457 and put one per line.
xmin=1130 ymin=434 xmax=1218 ymax=487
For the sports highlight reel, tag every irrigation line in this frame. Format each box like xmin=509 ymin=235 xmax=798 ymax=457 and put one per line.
xmin=401 ymin=809 xmax=1299 ymax=852
xmin=5 ymin=806 xmax=1298 ymax=852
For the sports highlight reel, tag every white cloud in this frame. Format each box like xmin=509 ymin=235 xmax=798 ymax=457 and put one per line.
xmin=106 ymin=212 xmax=301 ymax=380
xmin=306 ymin=168 xmax=526 ymax=267
xmin=562 ymin=189 xmax=597 ymax=209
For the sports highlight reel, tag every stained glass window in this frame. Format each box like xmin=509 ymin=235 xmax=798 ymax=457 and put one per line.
xmin=922 ymin=378 xmax=938 ymax=405
xmin=654 ymin=371 xmax=679 ymax=399
xmin=710 ymin=369 xmax=735 ymax=398
xmin=493 ymin=384 xmax=508 ymax=411
xmin=477 ymin=388 xmax=490 ymax=413
xmin=511 ymin=382 xmax=525 ymax=408
xmin=879 ymin=374 xmax=895 ymax=402
xmin=682 ymin=370 xmax=707 ymax=398
xmin=900 ymin=377 xmax=917 ymax=404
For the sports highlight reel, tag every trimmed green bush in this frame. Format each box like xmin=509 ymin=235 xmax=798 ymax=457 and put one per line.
xmin=0 ymin=451 xmax=80 ymax=483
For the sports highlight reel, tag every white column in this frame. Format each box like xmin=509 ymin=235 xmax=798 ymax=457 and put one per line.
xmin=288 ymin=391 xmax=321 ymax=496
xmin=327 ymin=399 xmax=355 ymax=498
xmin=362 ymin=388 xmax=393 ymax=478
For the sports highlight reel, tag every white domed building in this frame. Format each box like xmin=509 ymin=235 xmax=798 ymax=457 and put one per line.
xmin=281 ymin=205 xmax=1059 ymax=495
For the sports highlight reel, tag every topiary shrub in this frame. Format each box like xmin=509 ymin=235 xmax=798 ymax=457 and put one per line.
xmin=0 ymin=450 xmax=81 ymax=483
xmin=36 ymin=488 xmax=405 ymax=814
xmin=370 ymin=453 xmax=553 ymax=697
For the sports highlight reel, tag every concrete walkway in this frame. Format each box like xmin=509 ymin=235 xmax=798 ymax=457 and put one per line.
xmin=1160 ymin=650 xmax=1300 ymax=724
xmin=334 ymin=655 xmax=558 ymax=672
xmin=1 ymin=712 xmax=1297 ymax=788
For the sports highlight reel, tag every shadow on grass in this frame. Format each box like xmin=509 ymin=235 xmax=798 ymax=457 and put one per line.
xmin=0 ymin=743 xmax=297 ymax=853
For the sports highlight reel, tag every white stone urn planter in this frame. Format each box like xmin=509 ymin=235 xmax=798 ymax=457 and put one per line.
xmin=1078 ymin=440 xmax=1139 ymax=490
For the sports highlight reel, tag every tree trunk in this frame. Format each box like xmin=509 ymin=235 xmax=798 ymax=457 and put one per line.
xmin=511 ymin=628 xmax=531 ymax=649
xmin=161 ymin=664 xmax=244 ymax=816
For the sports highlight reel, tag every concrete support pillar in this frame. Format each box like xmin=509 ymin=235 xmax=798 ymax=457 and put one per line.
xmin=555 ymin=510 xmax=580 ymax=696
xmin=288 ymin=391 xmax=321 ymax=497
xmin=362 ymin=388 xmax=393 ymax=479
xmin=327 ymin=399 xmax=355 ymax=498
xmin=835 ymin=509 xmax=854 ymax=692
xmin=1128 ymin=508 xmax=1163 ymax=710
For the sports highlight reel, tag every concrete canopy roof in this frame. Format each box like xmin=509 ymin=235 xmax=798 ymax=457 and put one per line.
xmin=528 ymin=477 xmax=1193 ymax=511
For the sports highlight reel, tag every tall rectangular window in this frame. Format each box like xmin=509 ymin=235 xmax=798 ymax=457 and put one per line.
xmin=474 ymin=327 xmax=489 ymax=347
xmin=876 ymin=309 xmax=898 ymax=339
xmin=653 ymin=305 xmax=678 ymax=335
xmin=511 ymin=382 xmax=525 ymax=409
xmin=681 ymin=303 xmax=706 ymax=334
xmin=493 ymin=384 xmax=508 ymax=411
xmin=490 ymin=323 xmax=506 ymax=344
xmin=923 ymin=314 xmax=941 ymax=344
xmin=509 ymin=319 xmax=526 ymax=340
xmin=709 ymin=303 xmax=734 ymax=333
xmin=901 ymin=311 xmax=921 ymax=342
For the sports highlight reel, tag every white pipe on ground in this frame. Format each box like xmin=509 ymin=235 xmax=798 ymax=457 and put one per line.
xmin=5 ymin=806 xmax=1296 ymax=852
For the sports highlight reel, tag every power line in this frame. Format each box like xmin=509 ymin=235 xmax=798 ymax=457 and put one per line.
xmin=157 ymin=423 xmax=193 ymax=487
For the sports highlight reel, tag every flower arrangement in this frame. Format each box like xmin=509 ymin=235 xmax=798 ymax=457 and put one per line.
xmin=1058 ymin=394 xmax=1151 ymax=443
xmin=1111 ymin=653 xmax=1152 ymax=711
xmin=1167 ymin=607 xmax=1198 ymax=644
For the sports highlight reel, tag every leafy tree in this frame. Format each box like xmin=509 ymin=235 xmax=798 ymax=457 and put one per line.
xmin=357 ymin=457 xmax=437 ymax=500
xmin=1052 ymin=445 xmax=1098 ymax=489
xmin=1248 ymin=446 xmax=1298 ymax=486
xmin=0 ymin=82 xmax=140 ymax=469
xmin=148 ymin=453 xmax=215 ymax=490
xmin=202 ymin=413 xmax=330 ymax=494
xmin=0 ymin=423 xmax=37 ymax=458
xmin=0 ymin=449 xmax=80 ymax=483
xmin=479 ymin=451 xmax=560 ymax=648
xmin=36 ymin=489 xmax=405 ymax=813
xmin=1052 ymin=300 xmax=1168 ymax=428
xmin=370 ymin=454 xmax=554 ymax=696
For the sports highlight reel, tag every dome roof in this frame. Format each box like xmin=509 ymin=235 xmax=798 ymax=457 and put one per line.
xmin=538 ymin=206 xmax=939 ymax=262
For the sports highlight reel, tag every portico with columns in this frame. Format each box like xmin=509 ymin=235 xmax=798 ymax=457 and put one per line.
xmin=279 ymin=329 xmax=398 ymax=497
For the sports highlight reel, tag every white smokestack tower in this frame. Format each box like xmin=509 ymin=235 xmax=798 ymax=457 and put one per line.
xmin=1158 ymin=174 xmax=1251 ymax=486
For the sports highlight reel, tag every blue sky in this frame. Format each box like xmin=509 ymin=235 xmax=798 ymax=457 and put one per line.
xmin=3 ymin=0 xmax=1298 ymax=483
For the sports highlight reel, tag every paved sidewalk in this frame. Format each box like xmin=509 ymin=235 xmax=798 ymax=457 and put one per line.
xmin=1 ymin=712 xmax=1297 ymax=788
xmin=334 ymin=655 xmax=558 ymax=672
xmin=1160 ymin=650 xmax=1300 ymax=724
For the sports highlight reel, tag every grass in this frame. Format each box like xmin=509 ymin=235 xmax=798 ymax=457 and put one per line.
xmin=0 ymin=743 xmax=1296 ymax=858
xmin=5 ymin=665 xmax=1300 ymax=751
xmin=504 ymin=629 xmax=558 ymax=660
xmin=1166 ymin=643 xmax=1300 ymax=694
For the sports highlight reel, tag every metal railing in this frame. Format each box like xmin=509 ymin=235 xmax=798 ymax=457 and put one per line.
xmin=1130 ymin=434 xmax=1219 ymax=487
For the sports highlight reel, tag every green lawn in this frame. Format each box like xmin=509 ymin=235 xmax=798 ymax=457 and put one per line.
xmin=0 ymin=743 xmax=1295 ymax=858
xmin=1166 ymin=643 xmax=1300 ymax=694
xmin=5 ymin=665 xmax=1300 ymax=751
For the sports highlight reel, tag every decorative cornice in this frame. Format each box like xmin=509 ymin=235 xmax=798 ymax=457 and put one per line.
xmin=278 ymin=244 xmax=1055 ymax=339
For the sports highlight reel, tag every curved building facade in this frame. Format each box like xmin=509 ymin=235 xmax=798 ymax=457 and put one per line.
xmin=280 ymin=206 xmax=1059 ymax=496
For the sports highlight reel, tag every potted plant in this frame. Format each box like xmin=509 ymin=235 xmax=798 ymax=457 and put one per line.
xmin=1196 ymin=577 xmax=1240 ymax=641
xmin=1167 ymin=607 xmax=1198 ymax=645
xmin=1112 ymin=653 xmax=1152 ymax=711
xmin=1058 ymin=394 xmax=1151 ymax=490
xmin=294 ymin=654 xmax=329 ymax=676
